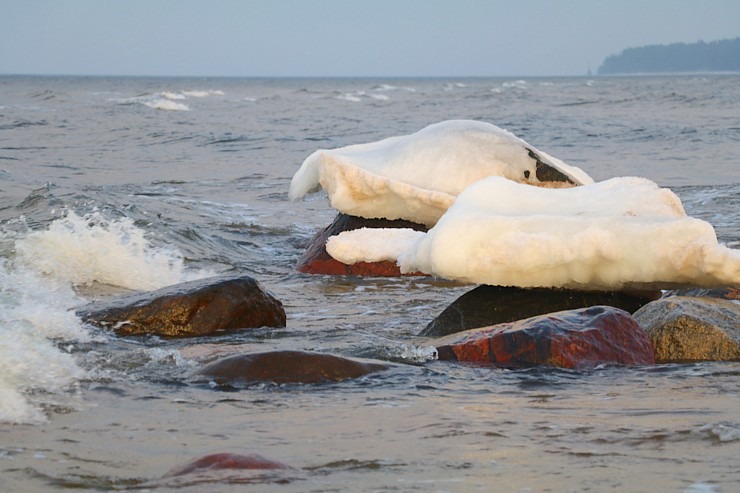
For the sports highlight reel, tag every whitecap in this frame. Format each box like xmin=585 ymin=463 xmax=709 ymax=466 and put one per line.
xmin=143 ymin=99 xmax=190 ymax=111
xmin=14 ymin=210 xmax=191 ymax=291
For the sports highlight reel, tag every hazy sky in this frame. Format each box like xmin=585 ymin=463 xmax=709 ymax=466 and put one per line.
xmin=2 ymin=0 xmax=739 ymax=77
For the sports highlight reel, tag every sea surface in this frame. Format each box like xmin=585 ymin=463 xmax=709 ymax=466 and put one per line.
xmin=0 ymin=75 xmax=738 ymax=492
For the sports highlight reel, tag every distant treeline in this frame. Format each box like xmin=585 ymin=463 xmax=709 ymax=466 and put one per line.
xmin=598 ymin=37 xmax=740 ymax=74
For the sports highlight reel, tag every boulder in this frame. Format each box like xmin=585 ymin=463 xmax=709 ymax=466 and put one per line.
xmin=421 ymin=285 xmax=660 ymax=337
xmin=194 ymin=350 xmax=389 ymax=385
xmin=633 ymin=296 xmax=740 ymax=362
xmin=297 ymin=213 xmax=427 ymax=275
xmin=434 ymin=305 xmax=655 ymax=369
xmin=165 ymin=453 xmax=292 ymax=477
xmin=77 ymin=275 xmax=286 ymax=337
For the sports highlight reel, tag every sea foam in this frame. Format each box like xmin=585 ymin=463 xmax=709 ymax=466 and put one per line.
xmin=1 ymin=211 xmax=206 ymax=423
xmin=15 ymin=211 xmax=187 ymax=291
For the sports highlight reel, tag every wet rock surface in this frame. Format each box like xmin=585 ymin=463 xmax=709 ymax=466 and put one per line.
xmin=633 ymin=296 xmax=740 ymax=362
xmin=421 ymin=285 xmax=659 ymax=337
xmin=194 ymin=350 xmax=389 ymax=385
xmin=165 ymin=453 xmax=292 ymax=477
xmin=434 ymin=305 xmax=655 ymax=369
xmin=297 ymin=213 xmax=427 ymax=276
xmin=662 ymin=286 xmax=740 ymax=301
xmin=77 ymin=274 xmax=286 ymax=337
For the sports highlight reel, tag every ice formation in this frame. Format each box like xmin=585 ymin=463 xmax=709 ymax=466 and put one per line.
xmin=326 ymin=177 xmax=740 ymax=290
xmin=289 ymin=120 xmax=593 ymax=226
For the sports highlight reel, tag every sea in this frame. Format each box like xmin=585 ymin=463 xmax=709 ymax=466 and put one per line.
xmin=0 ymin=75 xmax=738 ymax=492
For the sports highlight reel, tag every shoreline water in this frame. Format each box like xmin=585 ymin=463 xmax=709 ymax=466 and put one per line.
xmin=0 ymin=75 xmax=738 ymax=491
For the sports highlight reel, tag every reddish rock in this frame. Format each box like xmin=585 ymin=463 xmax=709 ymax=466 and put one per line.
xmin=297 ymin=213 xmax=427 ymax=276
xmin=165 ymin=453 xmax=291 ymax=477
xmin=434 ymin=305 xmax=655 ymax=368
xmin=421 ymin=284 xmax=660 ymax=337
xmin=194 ymin=350 xmax=389 ymax=385
xmin=77 ymin=275 xmax=286 ymax=337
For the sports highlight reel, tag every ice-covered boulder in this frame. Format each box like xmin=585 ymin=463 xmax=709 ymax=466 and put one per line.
xmin=326 ymin=176 xmax=740 ymax=290
xmin=289 ymin=120 xmax=593 ymax=226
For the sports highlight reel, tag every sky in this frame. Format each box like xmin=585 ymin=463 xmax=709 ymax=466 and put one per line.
xmin=1 ymin=0 xmax=739 ymax=77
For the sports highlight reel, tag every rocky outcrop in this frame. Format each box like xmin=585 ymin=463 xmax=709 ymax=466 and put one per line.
xmin=165 ymin=453 xmax=292 ymax=476
xmin=633 ymin=296 xmax=740 ymax=362
xmin=421 ymin=285 xmax=659 ymax=337
xmin=194 ymin=350 xmax=389 ymax=385
xmin=77 ymin=275 xmax=286 ymax=337
xmin=434 ymin=305 xmax=655 ymax=368
xmin=297 ymin=213 xmax=427 ymax=275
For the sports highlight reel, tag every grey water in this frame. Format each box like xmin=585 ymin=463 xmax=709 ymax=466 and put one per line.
xmin=0 ymin=75 xmax=738 ymax=492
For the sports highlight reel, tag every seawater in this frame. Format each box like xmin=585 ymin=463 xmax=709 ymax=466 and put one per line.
xmin=0 ymin=75 xmax=738 ymax=492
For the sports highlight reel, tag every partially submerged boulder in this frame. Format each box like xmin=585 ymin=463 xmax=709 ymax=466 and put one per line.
xmin=297 ymin=213 xmax=427 ymax=276
xmin=194 ymin=350 xmax=389 ymax=385
xmin=421 ymin=284 xmax=659 ymax=337
xmin=165 ymin=453 xmax=292 ymax=477
xmin=77 ymin=274 xmax=286 ymax=337
xmin=633 ymin=296 xmax=740 ymax=362
xmin=434 ymin=305 xmax=655 ymax=369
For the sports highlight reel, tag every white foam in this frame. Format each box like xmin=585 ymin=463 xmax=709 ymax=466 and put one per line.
xmin=14 ymin=211 xmax=191 ymax=291
xmin=0 ymin=210 xmax=210 ymax=423
xmin=182 ymin=90 xmax=224 ymax=98
xmin=0 ymin=260 xmax=91 ymax=424
xmin=161 ymin=91 xmax=186 ymax=100
xmin=289 ymin=120 xmax=593 ymax=226
xmin=144 ymin=99 xmax=190 ymax=111
xmin=327 ymin=177 xmax=740 ymax=290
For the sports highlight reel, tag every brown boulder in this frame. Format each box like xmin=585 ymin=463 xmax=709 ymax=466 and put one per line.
xmin=165 ymin=453 xmax=292 ymax=477
xmin=194 ymin=350 xmax=389 ymax=385
xmin=297 ymin=213 xmax=427 ymax=275
xmin=633 ymin=296 xmax=740 ymax=362
xmin=434 ymin=305 xmax=655 ymax=368
xmin=421 ymin=285 xmax=660 ymax=338
xmin=77 ymin=275 xmax=286 ymax=337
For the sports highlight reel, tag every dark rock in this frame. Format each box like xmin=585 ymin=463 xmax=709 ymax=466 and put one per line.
xmin=165 ymin=453 xmax=292 ymax=477
xmin=77 ymin=275 xmax=286 ymax=337
xmin=297 ymin=213 xmax=427 ymax=276
xmin=633 ymin=296 xmax=740 ymax=362
xmin=194 ymin=350 xmax=389 ymax=385
xmin=527 ymin=148 xmax=576 ymax=184
xmin=434 ymin=305 xmax=655 ymax=369
xmin=421 ymin=285 xmax=660 ymax=338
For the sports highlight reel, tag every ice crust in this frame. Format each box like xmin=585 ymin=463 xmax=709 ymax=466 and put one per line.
xmin=326 ymin=177 xmax=740 ymax=290
xmin=289 ymin=120 xmax=593 ymax=226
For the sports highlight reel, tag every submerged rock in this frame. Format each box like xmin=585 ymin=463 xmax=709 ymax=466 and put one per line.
xmin=165 ymin=453 xmax=292 ymax=477
xmin=297 ymin=213 xmax=427 ymax=276
xmin=194 ymin=350 xmax=389 ymax=385
xmin=434 ymin=305 xmax=655 ymax=369
xmin=77 ymin=275 xmax=286 ymax=337
xmin=633 ymin=296 xmax=740 ymax=362
xmin=662 ymin=286 xmax=740 ymax=301
xmin=421 ymin=285 xmax=659 ymax=337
